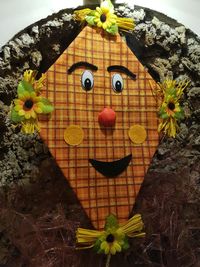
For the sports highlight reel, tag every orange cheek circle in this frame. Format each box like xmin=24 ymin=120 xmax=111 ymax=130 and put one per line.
xmin=128 ymin=125 xmax=147 ymax=144
xmin=64 ymin=125 xmax=84 ymax=146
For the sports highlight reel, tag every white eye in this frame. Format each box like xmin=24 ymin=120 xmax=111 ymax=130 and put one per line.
xmin=112 ymin=73 xmax=123 ymax=93
xmin=81 ymin=70 xmax=94 ymax=91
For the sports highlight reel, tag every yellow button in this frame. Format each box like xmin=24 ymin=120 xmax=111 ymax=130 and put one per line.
xmin=64 ymin=125 xmax=84 ymax=146
xmin=128 ymin=125 xmax=147 ymax=144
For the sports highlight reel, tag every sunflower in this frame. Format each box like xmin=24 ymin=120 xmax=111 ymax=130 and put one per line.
xmin=156 ymin=79 xmax=189 ymax=138
xmin=76 ymin=214 xmax=145 ymax=256
xmin=97 ymin=227 xmax=126 ymax=255
xmin=159 ymin=95 xmax=184 ymax=120
xmin=14 ymin=89 xmax=44 ymax=120
xmin=94 ymin=1 xmax=117 ymax=31
xmin=11 ymin=71 xmax=54 ymax=134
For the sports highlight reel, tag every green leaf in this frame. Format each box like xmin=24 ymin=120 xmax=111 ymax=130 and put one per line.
xmin=104 ymin=214 xmax=118 ymax=230
xmin=107 ymin=0 xmax=114 ymax=10
xmin=160 ymin=113 xmax=169 ymax=119
xmin=40 ymin=98 xmax=54 ymax=114
xmin=93 ymin=238 xmax=103 ymax=254
xmin=17 ymin=82 xmax=25 ymax=96
xmin=121 ymin=237 xmax=130 ymax=251
xmin=10 ymin=108 xmax=24 ymax=123
xmin=167 ymin=87 xmax=176 ymax=95
xmin=102 ymin=0 xmax=114 ymax=12
xmin=106 ymin=24 xmax=118 ymax=35
xmin=85 ymin=15 xmax=96 ymax=26
xmin=89 ymin=10 xmax=96 ymax=16
xmin=17 ymin=80 xmax=34 ymax=96
xmin=158 ymin=108 xmax=169 ymax=119
xmin=174 ymin=111 xmax=184 ymax=120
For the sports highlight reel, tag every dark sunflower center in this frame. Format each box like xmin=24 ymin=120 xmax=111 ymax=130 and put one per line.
xmin=24 ymin=99 xmax=34 ymax=109
xmin=100 ymin=14 xmax=107 ymax=23
xmin=106 ymin=234 xmax=115 ymax=243
xmin=168 ymin=102 xmax=175 ymax=111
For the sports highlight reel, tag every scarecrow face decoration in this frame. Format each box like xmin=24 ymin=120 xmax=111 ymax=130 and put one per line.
xmin=40 ymin=26 xmax=159 ymax=229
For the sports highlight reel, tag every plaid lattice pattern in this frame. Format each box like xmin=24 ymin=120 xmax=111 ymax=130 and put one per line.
xmin=40 ymin=26 xmax=159 ymax=229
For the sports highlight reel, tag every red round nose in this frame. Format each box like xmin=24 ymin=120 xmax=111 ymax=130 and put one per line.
xmin=98 ymin=107 xmax=116 ymax=127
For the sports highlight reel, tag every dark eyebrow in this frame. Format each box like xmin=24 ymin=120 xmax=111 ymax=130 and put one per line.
xmin=67 ymin=61 xmax=98 ymax=74
xmin=107 ymin=65 xmax=136 ymax=80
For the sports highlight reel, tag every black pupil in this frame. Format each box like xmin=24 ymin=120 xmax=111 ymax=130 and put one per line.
xmin=115 ymin=81 xmax=122 ymax=92
xmin=168 ymin=102 xmax=175 ymax=110
xmin=106 ymin=234 xmax=115 ymax=243
xmin=24 ymin=99 xmax=33 ymax=109
xmin=100 ymin=14 xmax=107 ymax=22
xmin=84 ymin=78 xmax=92 ymax=90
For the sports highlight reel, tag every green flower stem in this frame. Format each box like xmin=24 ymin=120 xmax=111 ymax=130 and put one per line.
xmin=105 ymin=254 xmax=111 ymax=267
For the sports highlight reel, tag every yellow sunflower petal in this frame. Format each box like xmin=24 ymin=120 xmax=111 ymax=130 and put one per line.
xmin=95 ymin=10 xmax=101 ymax=17
xmin=109 ymin=18 xmax=116 ymax=24
xmin=102 ymin=23 xmax=108 ymax=29
xmin=31 ymin=110 xmax=37 ymax=119
xmin=101 ymin=7 xmax=109 ymax=13
xmin=110 ymin=245 xmax=117 ymax=255
xmin=101 ymin=241 xmax=108 ymax=250
xmin=18 ymin=109 xmax=25 ymax=116
xmin=101 ymin=241 xmax=110 ymax=254
xmin=96 ymin=7 xmax=101 ymax=13
xmin=97 ymin=21 xmax=103 ymax=27
xmin=14 ymin=99 xmax=23 ymax=106
xmin=24 ymin=112 xmax=31 ymax=119
xmin=14 ymin=105 xmax=23 ymax=111
xmin=34 ymin=105 xmax=43 ymax=113
xmin=113 ymin=241 xmax=121 ymax=252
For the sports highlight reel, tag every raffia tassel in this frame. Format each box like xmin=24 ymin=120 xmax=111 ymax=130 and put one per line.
xmin=116 ymin=17 xmax=135 ymax=31
xmin=74 ymin=8 xmax=92 ymax=22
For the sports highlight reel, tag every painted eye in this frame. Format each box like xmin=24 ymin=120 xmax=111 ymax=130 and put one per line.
xmin=81 ymin=70 xmax=94 ymax=91
xmin=112 ymin=73 xmax=123 ymax=93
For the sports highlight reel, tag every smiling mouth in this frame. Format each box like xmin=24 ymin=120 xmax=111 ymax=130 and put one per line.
xmin=89 ymin=154 xmax=132 ymax=178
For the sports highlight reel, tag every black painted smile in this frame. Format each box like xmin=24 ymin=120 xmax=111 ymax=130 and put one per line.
xmin=89 ymin=154 xmax=132 ymax=178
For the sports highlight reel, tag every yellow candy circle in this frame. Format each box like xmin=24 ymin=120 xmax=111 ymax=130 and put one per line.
xmin=128 ymin=125 xmax=147 ymax=144
xmin=64 ymin=125 xmax=84 ymax=146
